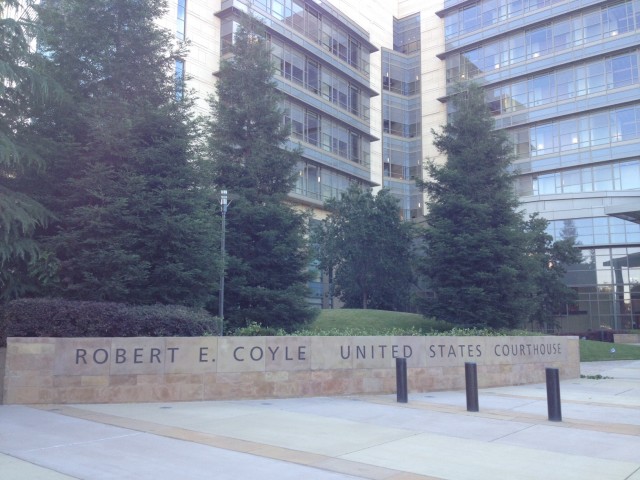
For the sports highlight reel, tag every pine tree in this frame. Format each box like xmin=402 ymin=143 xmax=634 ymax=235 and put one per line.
xmin=19 ymin=0 xmax=218 ymax=307
xmin=207 ymin=15 xmax=316 ymax=331
xmin=525 ymin=214 xmax=583 ymax=327
xmin=418 ymin=84 xmax=535 ymax=329
xmin=313 ymin=185 xmax=414 ymax=310
xmin=0 ymin=0 xmax=60 ymax=300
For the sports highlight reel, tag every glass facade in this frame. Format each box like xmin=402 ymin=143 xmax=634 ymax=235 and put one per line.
xmin=441 ymin=0 xmax=640 ymax=331
xmin=217 ymin=0 xmax=377 ymax=209
xmin=382 ymin=14 xmax=423 ymax=220
xmin=445 ymin=0 xmax=640 ymax=84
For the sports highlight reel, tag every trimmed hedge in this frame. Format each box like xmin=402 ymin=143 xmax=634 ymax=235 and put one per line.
xmin=1 ymin=298 xmax=220 ymax=346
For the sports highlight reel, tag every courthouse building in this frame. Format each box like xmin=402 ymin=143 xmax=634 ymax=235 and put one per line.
xmin=16 ymin=0 xmax=635 ymax=328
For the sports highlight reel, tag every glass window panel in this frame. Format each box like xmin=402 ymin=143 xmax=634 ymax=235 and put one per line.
xmin=513 ymin=128 xmax=531 ymax=157
xmin=583 ymin=10 xmax=602 ymax=42
xmin=556 ymin=67 xmax=575 ymax=100
xmin=291 ymin=50 xmax=304 ymax=85
xmin=306 ymin=59 xmax=319 ymax=93
xmin=530 ymin=74 xmax=554 ymax=106
xmin=603 ymin=2 xmax=634 ymax=36
xmin=578 ymin=117 xmax=591 ymax=147
xmin=462 ymin=49 xmax=482 ymax=78
xmin=619 ymin=160 xmax=640 ymax=189
xmin=483 ymin=41 xmax=501 ymax=71
xmin=507 ymin=0 xmax=524 ymax=17
xmin=509 ymin=34 xmax=526 ymax=64
xmin=558 ymin=118 xmax=579 ymax=150
xmin=291 ymin=0 xmax=304 ymax=33
xmin=611 ymin=107 xmax=638 ymax=141
xmin=607 ymin=53 xmax=639 ymax=88
xmin=461 ymin=4 xmax=481 ymax=33
xmin=272 ymin=0 xmax=286 ymax=20
xmin=482 ymin=0 xmax=498 ymax=26
xmin=290 ymin=104 xmax=304 ymax=140
xmin=306 ymin=6 xmax=320 ymax=43
xmin=553 ymin=19 xmax=572 ymax=52
xmin=305 ymin=110 xmax=319 ymax=146
xmin=590 ymin=112 xmax=610 ymax=146
xmin=537 ymin=174 xmax=557 ymax=194
xmin=527 ymin=26 xmax=552 ymax=59
xmin=562 ymin=170 xmax=582 ymax=192
xmin=582 ymin=167 xmax=593 ymax=191
xmin=531 ymin=124 xmax=554 ymax=155
xmin=487 ymin=87 xmax=502 ymax=115
xmin=593 ymin=164 xmax=613 ymax=190
xmin=445 ymin=13 xmax=459 ymax=38
xmin=509 ymin=80 xmax=529 ymax=110
xmin=586 ymin=62 xmax=606 ymax=94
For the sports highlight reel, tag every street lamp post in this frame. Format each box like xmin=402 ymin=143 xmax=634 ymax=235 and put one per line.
xmin=219 ymin=190 xmax=228 ymax=336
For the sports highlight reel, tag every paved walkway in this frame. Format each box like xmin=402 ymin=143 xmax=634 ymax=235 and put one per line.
xmin=1 ymin=360 xmax=639 ymax=480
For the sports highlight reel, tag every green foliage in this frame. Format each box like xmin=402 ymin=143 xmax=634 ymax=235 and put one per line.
xmin=1 ymin=298 xmax=219 ymax=346
xmin=524 ymin=215 xmax=583 ymax=327
xmin=13 ymin=0 xmax=219 ymax=307
xmin=0 ymin=0 xmax=62 ymax=299
xmin=207 ymin=15 xmax=315 ymax=332
xmin=231 ymin=321 xmax=286 ymax=336
xmin=313 ymin=185 xmax=415 ymax=310
xmin=304 ymin=308 xmax=452 ymax=335
xmin=418 ymin=84 xmax=538 ymax=329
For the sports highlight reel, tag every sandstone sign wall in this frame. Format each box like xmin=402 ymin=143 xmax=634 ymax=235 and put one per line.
xmin=3 ymin=335 xmax=579 ymax=404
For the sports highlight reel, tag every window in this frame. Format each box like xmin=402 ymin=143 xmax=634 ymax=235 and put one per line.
xmin=583 ymin=11 xmax=602 ymax=42
xmin=553 ymin=19 xmax=572 ymax=51
xmin=177 ymin=0 xmax=186 ymax=41
xmin=603 ymin=2 xmax=634 ymax=36
xmin=611 ymin=106 xmax=639 ymax=141
xmin=306 ymin=59 xmax=319 ymax=93
xmin=590 ymin=112 xmax=610 ymax=146
xmin=530 ymin=124 xmax=554 ymax=155
xmin=556 ymin=67 xmax=575 ymax=100
xmin=461 ymin=4 xmax=481 ymax=32
xmin=175 ymin=59 xmax=185 ymax=100
xmin=445 ymin=13 xmax=459 ymax=38
xmin=558 ymin=118 xmax=579 ymax=150
xmin=530 ymin=74 xmax=554 ymax=106
xmin=607 ymin=53 xmax=639 ymax=88
xmin=305 ymin=110 xmax=319 ymax=146
xmin=508 ymin=80 xmax=528 ymax=110
xmin=526 ymin=26 xmax=552 ymax=58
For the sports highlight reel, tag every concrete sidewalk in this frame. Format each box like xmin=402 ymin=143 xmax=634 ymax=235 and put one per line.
xmin=1 ymin=360 xmax=639 ymax=480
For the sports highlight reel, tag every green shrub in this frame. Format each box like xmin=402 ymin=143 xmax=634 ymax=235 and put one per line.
xmin=1 ymin=298 xmax=220 ymax=346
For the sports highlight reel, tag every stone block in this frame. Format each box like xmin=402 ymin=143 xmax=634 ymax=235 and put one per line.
xmin=54 ymin=338 xmax=112 ymax=376
xmin=265 ymin=337 xmax=310 ymax=371
xmin=164 ymin=337 xmax=218 ymax=374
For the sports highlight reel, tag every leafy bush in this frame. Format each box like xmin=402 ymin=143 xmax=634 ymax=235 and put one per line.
xmin=231 ymin=321 xmax=286 ymax=336
xmin=1 ymin=298 xmax=220 ymax=346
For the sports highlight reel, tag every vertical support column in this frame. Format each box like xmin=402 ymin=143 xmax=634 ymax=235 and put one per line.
xmin=546 ymin=367 xmax=562 ymax=422
xmin=396 ymin=357 xmax=408 ymax=403
xmin=465 ymin=362 xmax=479 ymax=412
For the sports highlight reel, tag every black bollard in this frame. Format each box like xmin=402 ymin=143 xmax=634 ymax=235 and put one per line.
xmin=396 ymin=357 xmax=408 ymax=403
xmin=546 ymin=368 xmax=562 ymax=422
xmin=465 ymin=362 xmax=479 ymax=412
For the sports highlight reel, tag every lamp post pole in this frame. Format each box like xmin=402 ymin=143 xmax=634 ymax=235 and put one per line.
xmin=219 ymin=190 xmax=228 ymax=336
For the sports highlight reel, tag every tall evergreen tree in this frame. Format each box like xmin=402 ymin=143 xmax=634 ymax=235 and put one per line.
xmin=313 ymin=185 xmax=415 ymax=310
xmin=18 ymin=0 xmax=218 ymax=307
xmin=207 ymin=15 xmax=315 ymax=331
xmin=0 ymin=0 xmax=59 ymax=300
xmin=418 ymin=84 xmax=536 ymax=329
xmin=525 ymin=214 xmax=583 ymax=327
